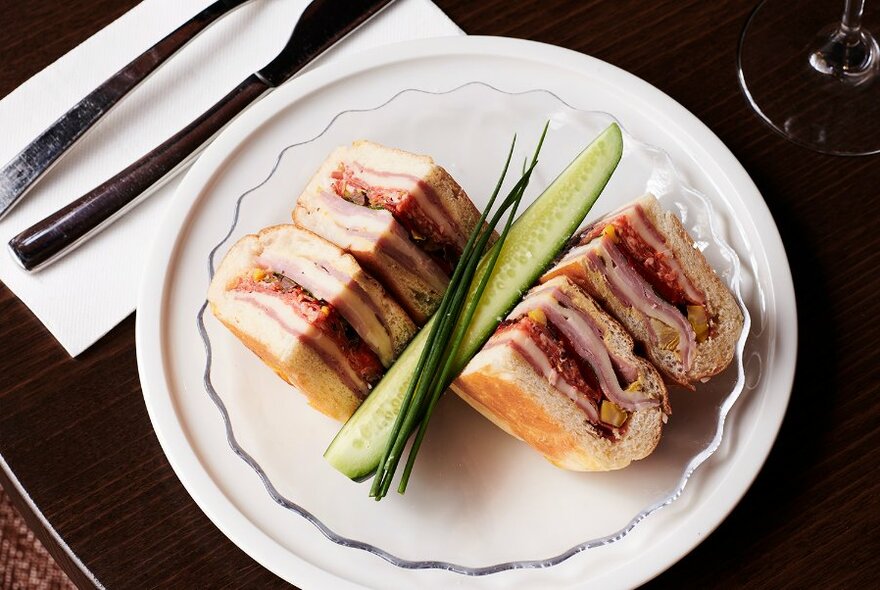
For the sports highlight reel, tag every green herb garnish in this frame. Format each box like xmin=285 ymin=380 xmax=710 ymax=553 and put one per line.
xmin=369 ymin=125 xmax=548 ymax=500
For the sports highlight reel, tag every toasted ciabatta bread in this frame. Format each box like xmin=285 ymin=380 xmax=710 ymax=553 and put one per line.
xmin=453 ymin=276 xmax=669 ymax=472
xmin=208 ymin=225 xmax=416 ymax=421
xmin=542 ymin=194 xmax=743 ymax=386
xmin=293 ymin=140 xmax=487 ymax=324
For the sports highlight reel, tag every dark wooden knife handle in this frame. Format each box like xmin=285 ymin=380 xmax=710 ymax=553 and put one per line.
xmin=8 ymin=74 xmax=269 ymax=272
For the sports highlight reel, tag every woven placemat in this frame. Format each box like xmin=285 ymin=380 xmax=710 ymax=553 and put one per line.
xmin=0 ymin=485 xmax=75 ymax=590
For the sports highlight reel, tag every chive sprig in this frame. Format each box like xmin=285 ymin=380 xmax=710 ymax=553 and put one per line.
xmin=369 ymin=125 xmax=548 ymax=500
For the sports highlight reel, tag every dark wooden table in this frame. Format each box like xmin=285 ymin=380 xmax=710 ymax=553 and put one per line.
xmin=2 ymin=0 xmax=878 ymax=588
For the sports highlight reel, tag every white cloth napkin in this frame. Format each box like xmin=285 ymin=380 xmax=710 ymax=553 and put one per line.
xmin=0 ymin=0 xmax=462 ymax=356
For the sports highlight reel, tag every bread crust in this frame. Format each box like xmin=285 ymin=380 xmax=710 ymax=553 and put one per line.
xmin=652 ymin=202 xmax=743 ymax=381
xmin=211 ymin=303 xmax=361 ymax=421
xmin=350 ymin=140 xmax=486 ymax=245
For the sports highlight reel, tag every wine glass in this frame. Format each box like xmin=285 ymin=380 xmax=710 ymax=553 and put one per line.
xmin=738 ymin=0 xmax=880 ymax=155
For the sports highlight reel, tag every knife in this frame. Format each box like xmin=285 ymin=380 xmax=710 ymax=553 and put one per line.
xmin=0 ymin=0 xmax=255 ymax=221
xmin=9 ymin=0 xmax=394 ymax=272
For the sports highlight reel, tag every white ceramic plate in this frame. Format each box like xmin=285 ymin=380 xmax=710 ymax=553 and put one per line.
xmin=137 ymin=37 xmax=795 ymax=589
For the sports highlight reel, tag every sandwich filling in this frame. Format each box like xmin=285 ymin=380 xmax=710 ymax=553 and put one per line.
xmin=330 ymin=162 xmax=464 ymax=273
xmin=546 ymin=200 xmax=711 ymax=371
xmin=232 ymin=270 xmax=383 ymax=397
xmin=257 ymin=252 xmax=396 ymax=367
xmin=580 ymin=203 xmax=704 ymax=306
xmin=485 ymin=280 xmax=659 ymax=434
xmin=490 ymin=319 xmax=604 ymax=423
xmin=308 ymin=189 xmax=449 ymax=295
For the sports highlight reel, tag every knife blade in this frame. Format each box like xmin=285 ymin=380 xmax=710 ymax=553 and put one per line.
xmin=9 ymin=0 xmax=394 ymax=272
xmin=0 ymin=0 xmax=255 ymax=221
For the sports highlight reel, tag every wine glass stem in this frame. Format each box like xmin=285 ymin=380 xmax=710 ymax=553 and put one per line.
xmin=840 ymin=0 xmax=865 ymax=33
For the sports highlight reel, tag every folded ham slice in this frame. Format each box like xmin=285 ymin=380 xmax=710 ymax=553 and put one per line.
xmin=508 ymin=281 xmax=657 ymax=411
xmin=295 ymin=189 xmax=448 ymax=324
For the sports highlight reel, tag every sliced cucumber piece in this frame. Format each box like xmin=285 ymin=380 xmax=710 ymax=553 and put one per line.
xmin=325 ymin=124 xmax=624 ymax=480
xmin=324 ymin=327 xmax=431 ymax=480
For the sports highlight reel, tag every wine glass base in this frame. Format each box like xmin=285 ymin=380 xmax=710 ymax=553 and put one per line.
xmin=738 ymin=0 xmax=880 ymax=155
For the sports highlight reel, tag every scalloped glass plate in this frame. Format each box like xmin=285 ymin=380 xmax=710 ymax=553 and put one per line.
xmin=197 ymin=81 xmax=753 ymax=571
xmin=137 ymin=37 xmax=790 ymax=589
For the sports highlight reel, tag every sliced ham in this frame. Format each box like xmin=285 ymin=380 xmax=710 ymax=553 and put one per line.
xmin=336 ymin=161 xmax=464 ymax=251
xmin=508 ymin=286 xmax=657 ymax=411
xmin=522 ymin=282 xmax=639 ymax=383
xmin=487 ymin=330 xmax=600 ymax=422
xmin=624 ymin=204 xmax=704 ymax=304
xmin=257 ymin=252 xmax=394 ymax=367
xmin=581 ymin=201 xmax=705 ymax=305
xmin=583 ymin=236 xmax=696 ymax=370
xmin=307 ymin=190 xmax=449 ymax=293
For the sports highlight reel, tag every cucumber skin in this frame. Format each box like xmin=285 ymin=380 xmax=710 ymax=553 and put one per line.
xmin=324 ymin=124 xmax=624 ymax=481
xmin=325 ymin=326 xmax=432 ymax=480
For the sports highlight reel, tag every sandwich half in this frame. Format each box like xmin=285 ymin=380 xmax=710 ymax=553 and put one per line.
xmin=541 ymin=194 xmax=743 ymax=387
xmin=293 ymin=140 xmax=487 ymax=324
xmin=453 ymin=276 xmax=669 ymax=472
xmin=208 ymin=225 xmax=416 ymax=421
